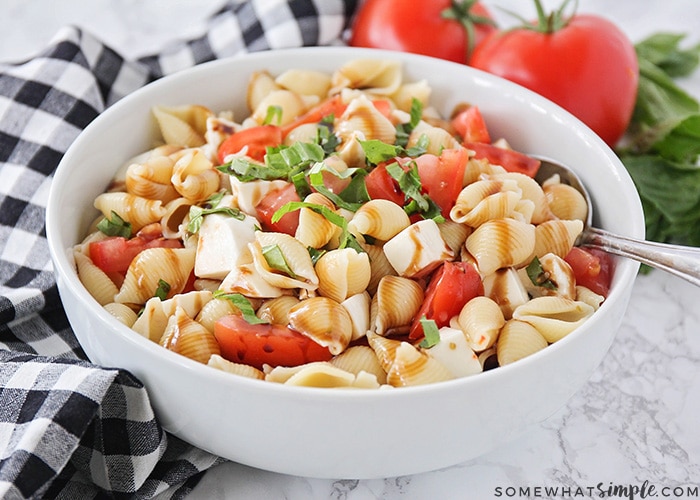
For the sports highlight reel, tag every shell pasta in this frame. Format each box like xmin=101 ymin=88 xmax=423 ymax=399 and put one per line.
xmin=74 ymin=58 xmax=612 ymax=389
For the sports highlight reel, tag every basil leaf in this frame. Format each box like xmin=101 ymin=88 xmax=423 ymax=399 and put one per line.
xmin=213 ymin=290 xmax=268 ymax=325
xmin=261 ymin=244 xmax=297 ymax=278
xmin=635 ymin=33 xmax=700 ymax=78
xmin=263 ymin=105 xmax=283 ymax=125
xmin=187 ymin=205 xmax=245 ymax=234
xmin=359 ymin=139 xmax=403 ymax=165
xmin=418 ymin=316 xmax=441 ymax=348
xmin=526 ymin=256 xmax=557 ymax=290
xmin=154 ymin=279 xmax=171 ymax=300
xmin=307 ymin=162 xmax=365 ymax=211
xmin=385 ymin=161 xmax=426 ymax=210
xmin=97 ymin=210 xmax=132 ymax=238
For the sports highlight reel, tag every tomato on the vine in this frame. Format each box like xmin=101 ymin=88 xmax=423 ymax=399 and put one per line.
xmin=349 ymin=0 xmax=496 ymax=64
xmin=469 ymin=2 xmax=638 ymax=146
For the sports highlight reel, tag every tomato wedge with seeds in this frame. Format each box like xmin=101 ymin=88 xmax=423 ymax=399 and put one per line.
xmin=255 ymin=183 xmax=301 ymax=236
xmin=451 ymin=105 xmax=491 ymax=144
xmin=214 ymin=314 xmax=333 ymax=370
xmin=409 ymin=261 xmax=484 ymax=339
xmin=217 ymin=125 xmax=283 ymax=163
xmin=464 ymin=142 xmax=541 ymax=178
xmin=364 ymin=162 xmax=405 ymax=205
xmin=89 ymin=236 xmax=183 ymax=274
xmin=415 ymin=148 xmax=469 ymax=218
xmin=564 ymin=246 xmax=612 ymax=297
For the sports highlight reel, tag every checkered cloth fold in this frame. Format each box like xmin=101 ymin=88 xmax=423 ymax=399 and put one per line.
xmin=0 ymin=1 xmax=358 ymax=497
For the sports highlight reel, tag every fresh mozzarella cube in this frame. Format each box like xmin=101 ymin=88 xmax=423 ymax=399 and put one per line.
xmin=424 ymin=327 xmax=482 ymax=378
xmin=341 ymin=291 xmax=370 ymax=341
xmin=383 ymin=219 xmax=454 ymax=278
xmin=194 ymin=212 xmax=258 ymax=279
xmin=482 ymin=267 xmax=530 ymax=319
xmin=229 ymin=176 xmax=289 ymax=215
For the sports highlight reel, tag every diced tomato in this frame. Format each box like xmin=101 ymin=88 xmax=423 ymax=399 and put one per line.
xmin=465 ymin=142 xmax=541 ymax=178
xmin=564 ymin=246 xmax=613 ymax=297
xmin=409 ymin=261 xmax=484 ymax=339
xmin=89 ymin=236 xmax=182 ymax=274
xmin=364 ymin=162 xmax=405 ymax=206
xmin=451 ymin=105 xmax=491 ymax=143
xmin=217 ymin=125 xmax=283 ymax=163
xmin=371 ymin=99 xmax=393 ymax=118
xmin=415 ymin=148 xmax=469 ymax=218
xmin=281 ymin=95 xmax=347 ymax=137
xmin=214 ymin=314 xmax=333 ymax=370
xmin=255 ymin=183 xmax=301 ymax=236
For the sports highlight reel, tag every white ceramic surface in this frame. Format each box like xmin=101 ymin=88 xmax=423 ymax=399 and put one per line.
xmin=47 ymin=46 xmax=642 ymax=479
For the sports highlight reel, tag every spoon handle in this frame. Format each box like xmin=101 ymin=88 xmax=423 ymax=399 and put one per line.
xmin=581 ymin=227 xmax=700 ymax=287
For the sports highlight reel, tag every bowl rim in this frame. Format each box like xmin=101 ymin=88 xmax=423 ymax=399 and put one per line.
xmin=46 ymin=45 xmax=643 ymax=400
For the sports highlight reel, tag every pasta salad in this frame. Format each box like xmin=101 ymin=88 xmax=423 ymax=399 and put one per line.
xmin=74 ymin=59 xmax=613 ymax=389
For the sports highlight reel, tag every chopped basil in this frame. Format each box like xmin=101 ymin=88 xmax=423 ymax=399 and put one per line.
xmin=359 ymin=139 xmax=403 ymax=165
xmin=261 ymin=244 xmax=297 ymax=278
xmin=526 ymin=256 xmax=558 ymax=290
xmin=154 ymin=279 xmax=171 ymax=300
xmin=97 ymin=210 xmax=132 ymax=238
xmin=213 ymin=290 xmax=268 ymax=325
xmin=395 ymin=98 xmax=423 ymax=148
xmin=307 ymin=162 xmax=367 ymax=211
xmin=187 ymin=205 xmax=245 ymax=234
xmin=316 ymin=120 xmax=341 ymax=155
xmin=308 ymin=246 xmax=326 ymax=265
xmin=263 ymin=105 xmax=283 ymax=125
xmin=418 ymin=316 xmax=441 ymax=348
xmin=272 ymin=201 xmax=364 ymax=253
xmin=385 ymin=161 xmax=445 ymax=223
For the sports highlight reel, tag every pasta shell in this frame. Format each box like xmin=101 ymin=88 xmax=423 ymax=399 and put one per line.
xmin=407 ymin=122 xmax=460 ymax=155
xmin=316 ymin=248 xmax=371 ymax=303
xmin=125 ymin=155 xmax=179 ymax=203
xmin=275 ymin=69 xmax=332 ymax=99
xmin=360 ymin=241 xmax=397 ymax=295
xmin=74 ymin=250 xmax=118 ymax=306
xmin=457 ymin=296 xmax=506 ymax=352
xmin=465 ymin=218 xmax=536 ymax=275
xmin=160 ymin=197 xmax=192 ymax=240
xmin=438 ymin=219 xmax=471 ymax=255
xmin=533 ymin=219 xmax=584 ymax=259
xmin=170 ymin=149 xmax=220 ymax=202
xmin=287 ymin=297 xmax=353 ymax=355
xmin=152 ymin=105 xmax=211 ymax=147
xmin=496 ymin=319 xmax=548 ymax=366
xmin=114 ymin=247 xmax=196 ymax=306
xmin=386 ymin=342 xmax=454 ymax=387
xmin=520 ymin=253 xmax=576 ymax=300
xmin=257 ymin=296 xmax=301 ymax=324
xmin=195 ymin=298 xmax=240 ymax=333
xmin=336 ymin=94 xmax=396 ymax=145
xmin=335 ymin=129 xmax=368 ymax=168
xmin=370 ymin=275 xmax=424 ymax=336
xmin=575 ymin=285 xmax=605 ymax=310
xmin=330 ymin=345 xmax=386 ymax=384
xmin=251 ymin=232 xmax=319 ymax=291
xmin=390 ymin=79 xmax=431 ymax=112
xmin=450 ymin=178 xmax=522 ymax=226
xmin=295 ymin=193 xmax=338 ymax=249
xmin=208 ymin=354 xmax=265 ymax=380
xmin=543 ymin=177 xmax=589 ymax=222
xmin=132 ymin=297 xmax=168 ymax=342
xmin=247 ymin=70 xmax=282 ymax=113
xmin=491 ymin=172 xmax=552 ymax=224
xmin=252 ymin=90 xmax=316 ymax=127
xmin=331 ymin=59 xmax=403 ymax=95
xmin=103 ymin=302 xmax=138 ymax=327
xmin=93 ymin=192 xmax=166 ymax=232
xmin=462 ymin=157 xmax=506 ymax=185
xmin=159 ymin=306 xmax=221 ymax=364
xmin=284 ymin=122 xmax=320 ymax=146
xmin=220 ymin=262 xmax=284 ymax=298
xmin=366 ymin=331 xmax=402 ymax=373
xmin=348 ymin=199 xmax=410 ymax=241
xmin=512 ymin=296 xmax=594 ymax=343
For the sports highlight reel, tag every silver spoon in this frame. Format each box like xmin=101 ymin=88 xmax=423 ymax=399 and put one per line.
xmin=534 ymin=156 xmax=700 ymax=287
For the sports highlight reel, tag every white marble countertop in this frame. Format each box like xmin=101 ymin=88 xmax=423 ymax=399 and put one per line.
xmin=3 ymin=1 xmax=699 ymax=498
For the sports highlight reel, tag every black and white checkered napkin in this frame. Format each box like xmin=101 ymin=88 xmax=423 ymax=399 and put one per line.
xmin=0 ymin=1 xmax=358 ymax=497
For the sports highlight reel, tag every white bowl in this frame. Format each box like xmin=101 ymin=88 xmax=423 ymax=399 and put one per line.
xmin=47 ymin=46 xmax=643 ymax=479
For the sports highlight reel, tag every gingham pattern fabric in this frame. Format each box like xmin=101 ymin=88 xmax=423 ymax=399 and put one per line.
xmin=0 ymin=1 xmax=358 ymax=497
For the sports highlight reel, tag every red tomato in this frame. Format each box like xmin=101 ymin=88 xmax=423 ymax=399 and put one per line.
xmin=350 ymin=0 xmax=496 ymax=64
xmin=409 ymin=261 xmax=484 ymax=339
xmin=214 ymin=314 xmax=332 ymax=370
xmin=469 ymin=13 xmax=638 ymax=146
xmin=465 ymin=142 xmax=541 ymax=178
xmin=564 ymin=246 xmax=613 ymax=297
xmin=280 ymin=95 xmax=347 ymax=137
xmin=415 ymin=148 xmax=469 ymax=218
xmin=255 ymin=183 xmax=301 ymax=236
xmin=217 ymin=125 xmax=283 ymax=163
xmin=89 ymin=236 xmax=182 ymax=274
xmin=451 ymin=105 xmax=491 ymax=143
xmin=365 ymin=163 xmax=405 ymax=206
